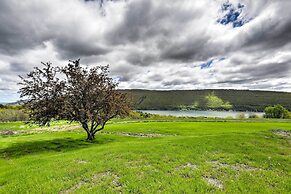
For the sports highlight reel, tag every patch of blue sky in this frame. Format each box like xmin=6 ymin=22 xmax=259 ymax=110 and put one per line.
xmin=0 ymin=90 xmax=20 ymax=104
xmin=218 ymin=56 xmax=226 ymax=61
xmin=200 ymin=57 xmax=225 ymax=69
xmin=200 ymin=59 xmax=214 ymax=69
xmin=218 ymin=1 xmax=251 ymax=28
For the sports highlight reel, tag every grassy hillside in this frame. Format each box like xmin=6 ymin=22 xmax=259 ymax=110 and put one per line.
xmin=1 ymin=120 xmax=290 ymax=193
xmin=122 ymin=89 xmax=291 ymax=111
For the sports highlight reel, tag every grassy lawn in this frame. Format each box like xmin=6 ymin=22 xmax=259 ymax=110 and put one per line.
xmin=0 ymin=120 xmax=290 ymax=193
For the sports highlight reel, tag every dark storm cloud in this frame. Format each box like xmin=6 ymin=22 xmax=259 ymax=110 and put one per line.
xmin=54 ymin=41 xmax=109 ymax=59
xmin=240 ymin=62 xmax=291 ymax=79
xmin=162 ymin=79 xmax=186 ymax=87
xmin=107 ymin=0 xmax=153 ymax=44
xmin=242 ymin=16 xmax=291 ymax=51
xmin=211 ymin=60 xmax=291 ymax=86
xmin=230 ymin=1 xmax=291 ymax=56
xmin=0 ymin=0 xmax=108 ymax=59
xmin=110 ymin=63 xmax=143 ymax=83
xmin=215 ymin=78 xmax=255 ymax=85
xmin=160 ymin=37 xmax=211 ymax=62
xmin=0 ymin=1 xmax=47 ymax=54
xmin=162 ymin=79 xmax=197 ymax=87
xmin=107 ymin=0 xmax=199 ymax=45
xmin=146 ymin=74 xmax=164 ymax=82
xmin=125 ymin=52 xmax=157 ymax=66
xmin=9 ymin=63 xmax=31 ymax=73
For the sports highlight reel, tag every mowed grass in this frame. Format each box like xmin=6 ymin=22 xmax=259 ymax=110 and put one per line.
xmin=0 ymin=121 xmax=290 ymax=193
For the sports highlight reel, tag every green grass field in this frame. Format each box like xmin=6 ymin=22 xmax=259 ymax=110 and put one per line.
xmin=0 ymin=120 xmax=290 ymax=193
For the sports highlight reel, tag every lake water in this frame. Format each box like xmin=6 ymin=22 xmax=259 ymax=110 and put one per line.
xmin=138 ymin=110 xmax=264 ymax=118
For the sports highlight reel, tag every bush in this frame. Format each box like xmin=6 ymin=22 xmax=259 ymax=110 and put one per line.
xmin=264 ymin=105 xmax=290 ymax=119
xmin=128 ymin=111 xmax=153 ymax=119
xmin=0 ymin=109 xmax=28 ymax=122
xmin=0 ymin=104 xmax=6 ymax=108
xmin=236 ymin=113 xmax=245 ymax=119
xmin=248 ymin=113 xmax=260 ymax=119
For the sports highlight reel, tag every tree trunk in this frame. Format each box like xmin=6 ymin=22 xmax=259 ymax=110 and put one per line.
xmin=86 ymin=132 xmax=95 ymax=141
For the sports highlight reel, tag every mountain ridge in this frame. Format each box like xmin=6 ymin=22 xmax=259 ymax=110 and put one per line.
xmin=120 ymin=89 xmax=291 ymax=111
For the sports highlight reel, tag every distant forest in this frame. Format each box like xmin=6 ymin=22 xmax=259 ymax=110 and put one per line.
xmin=122 ymin=89 xmax=291 ymax=112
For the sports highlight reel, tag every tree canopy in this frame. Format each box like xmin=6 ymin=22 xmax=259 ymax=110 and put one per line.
xmin=19 ymin=59 xmax=130 ymax=140
xmin=205 ymin=92 xmax=233 ymax=110
xmin=264 ymin=105 xmax=290 ymax=119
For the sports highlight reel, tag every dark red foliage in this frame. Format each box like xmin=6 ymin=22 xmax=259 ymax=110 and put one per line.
xmin=19 ymin=59 xmax=130 ymax=140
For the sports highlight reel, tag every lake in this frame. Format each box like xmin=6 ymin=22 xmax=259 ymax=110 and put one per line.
xmin=138 ymin=110 xmax=264 ymax=118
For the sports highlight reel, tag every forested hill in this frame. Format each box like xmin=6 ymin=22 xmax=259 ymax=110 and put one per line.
xmin=121 ymin=89 xmax=291 ymax=111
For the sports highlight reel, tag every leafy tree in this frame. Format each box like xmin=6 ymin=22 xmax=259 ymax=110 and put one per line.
xmin=264 ymin=105 xmax=290 ymax=119
xmin=205 ymin=92 xmax=232 ymax=110
xmin=19 ymin=59 xmax=130 ymax=140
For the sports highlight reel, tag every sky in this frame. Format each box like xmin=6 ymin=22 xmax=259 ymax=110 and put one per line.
xmin=0 ymin=0 xmax=291 ymax=103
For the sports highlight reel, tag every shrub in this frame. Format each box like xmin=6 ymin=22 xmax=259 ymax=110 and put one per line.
xmin=129 ymin=111 xmax=153 ymax=119
xmin=248 ymin=113 xmax=259 ymax=119
xmin=236 ymin=113 xmax=245 ymax=119
xmin=264 ymin=105 xmax=290 ymax=119
xmin=0 ymin=109 xmax=28 ymax=122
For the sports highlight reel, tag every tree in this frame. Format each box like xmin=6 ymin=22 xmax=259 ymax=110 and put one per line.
xmin=19 ymin=59 xmax=130 ymax=140
xmin=205 ymin=92 xmax=232 ymax=110
xmin=264 ymin=105 xmax=290 ymax=119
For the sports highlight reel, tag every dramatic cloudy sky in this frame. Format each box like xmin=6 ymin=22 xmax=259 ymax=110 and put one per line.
xmin=1 ymin=0 xmax=291 ymax=102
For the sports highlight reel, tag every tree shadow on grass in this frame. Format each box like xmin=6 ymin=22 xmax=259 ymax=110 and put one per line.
xmin=0 ymin=136 xmax=115 ymax=159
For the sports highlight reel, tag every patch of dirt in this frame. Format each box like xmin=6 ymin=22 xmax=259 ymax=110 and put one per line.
xmin=176 ymin=163 xmax=198 ymax=170
xmin=61 ymin=171 xmax=122 ymax=193
xmin=60 ymin=180 xmax=88 ymax=194
xmin=232 ymin=163 xmax=261 ymax=171
xmin=203 ymin=176 xmax=223 ymax=189
xmin=92 ymin=171 xmax=122 ymax=193
xmin=271 ymin=129 xmax=291 ymax=138
xmin=101 ymin=131 xmax=171 ymax=137
xmin=207 ymin=160 xmax=261 ymax=172
xmin=0 ymin=130 xmax=19 ymax=135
